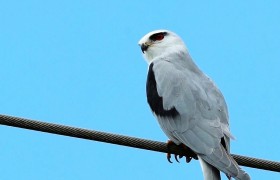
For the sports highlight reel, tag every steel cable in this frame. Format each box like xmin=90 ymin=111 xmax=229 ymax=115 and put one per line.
xmin=0 ymin=114 xmax=279 ymax=172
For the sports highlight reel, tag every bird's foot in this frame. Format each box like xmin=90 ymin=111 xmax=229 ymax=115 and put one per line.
xmin=166 ymin=140 xmax=198 ymax=163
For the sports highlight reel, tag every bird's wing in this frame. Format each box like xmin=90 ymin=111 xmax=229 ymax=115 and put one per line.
xmin=152 ymin=59 xmax=226 ymax=154
xmin=150 ymin=59 xmax=250 ymax=179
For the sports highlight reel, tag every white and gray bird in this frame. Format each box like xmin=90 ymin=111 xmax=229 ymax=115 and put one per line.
xmin=138 ymin=30 xmax=250 ymax=180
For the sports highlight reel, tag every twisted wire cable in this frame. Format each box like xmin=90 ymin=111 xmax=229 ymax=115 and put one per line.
xmin=0 ymin=114 xmax=279 ymax=172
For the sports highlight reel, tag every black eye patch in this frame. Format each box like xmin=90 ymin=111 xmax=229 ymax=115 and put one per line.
xmin=149 ymin=32 xmax=167 ymax=41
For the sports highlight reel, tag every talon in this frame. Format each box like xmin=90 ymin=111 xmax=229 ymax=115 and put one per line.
xmin=167 ymin=153 xmax=173 ymax=163
xmin=185 ymin=156 xmax=192 ymax=163
xmin=166 ymin=140 xmax=198 ymax=164
xmin=166 ymin=140 xmax=175 ymax=163
xmin=175 ymin=155 xmax=180 ymax=163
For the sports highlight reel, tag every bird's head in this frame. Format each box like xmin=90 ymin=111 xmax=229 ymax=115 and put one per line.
xmin=138 ymin=30 xmax=187 ymax=63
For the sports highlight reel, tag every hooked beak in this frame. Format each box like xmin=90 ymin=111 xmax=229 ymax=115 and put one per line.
xmin=140 ymin=43 xmax=149 ymax=53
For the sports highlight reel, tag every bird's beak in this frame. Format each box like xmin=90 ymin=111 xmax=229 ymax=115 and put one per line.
xmin=140 ymin=43 xmax=150 ymax=53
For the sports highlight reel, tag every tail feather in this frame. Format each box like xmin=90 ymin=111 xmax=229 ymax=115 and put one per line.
xmin=199 ymin=156 xmax=221 ymax=180
xmin=198 ymin=145 xmax=250 ymax=180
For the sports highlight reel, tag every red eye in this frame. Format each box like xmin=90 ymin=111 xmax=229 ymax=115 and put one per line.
xmin=155 ymin=34 xmax=164 ymax=40
xmin=150 ymin=32 xmax=166 ymax=41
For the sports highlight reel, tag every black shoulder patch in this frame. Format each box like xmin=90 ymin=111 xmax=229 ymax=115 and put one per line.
xmin=146 ymin=63 xmax=179 ymax=118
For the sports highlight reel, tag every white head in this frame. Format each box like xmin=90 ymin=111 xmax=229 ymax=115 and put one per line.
xmin=138 ymin=30 xmax=188 ymax=63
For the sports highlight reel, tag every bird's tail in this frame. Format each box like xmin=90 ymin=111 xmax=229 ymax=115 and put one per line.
xmin=198 ymin=146 xmax=250 ymax=180
xmin=199 ymin=156 xmax=221 ymax=180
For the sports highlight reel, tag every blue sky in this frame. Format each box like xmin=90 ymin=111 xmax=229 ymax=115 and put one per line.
xmin=0 ymin=1 xmax=279 ymax=179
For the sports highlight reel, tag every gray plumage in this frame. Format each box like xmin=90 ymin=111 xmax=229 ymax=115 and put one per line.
xmin=139 ymin=30 xmax=250 ymax=180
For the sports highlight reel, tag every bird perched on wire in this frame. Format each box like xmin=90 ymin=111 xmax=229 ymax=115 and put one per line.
xmin=138 ymin=30 xmax=250 ymax=180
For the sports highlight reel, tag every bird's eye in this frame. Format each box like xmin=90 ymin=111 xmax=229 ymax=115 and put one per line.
xmin=150 ymin=32 xmax=166 ymax=41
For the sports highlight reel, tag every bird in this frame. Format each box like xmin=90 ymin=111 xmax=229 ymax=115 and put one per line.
xmin=138 ymin=30 xmax=250 ymax=180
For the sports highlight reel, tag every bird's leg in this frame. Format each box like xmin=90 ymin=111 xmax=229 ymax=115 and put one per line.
xmin=166 ymin=140 xmax=198 ymax=163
